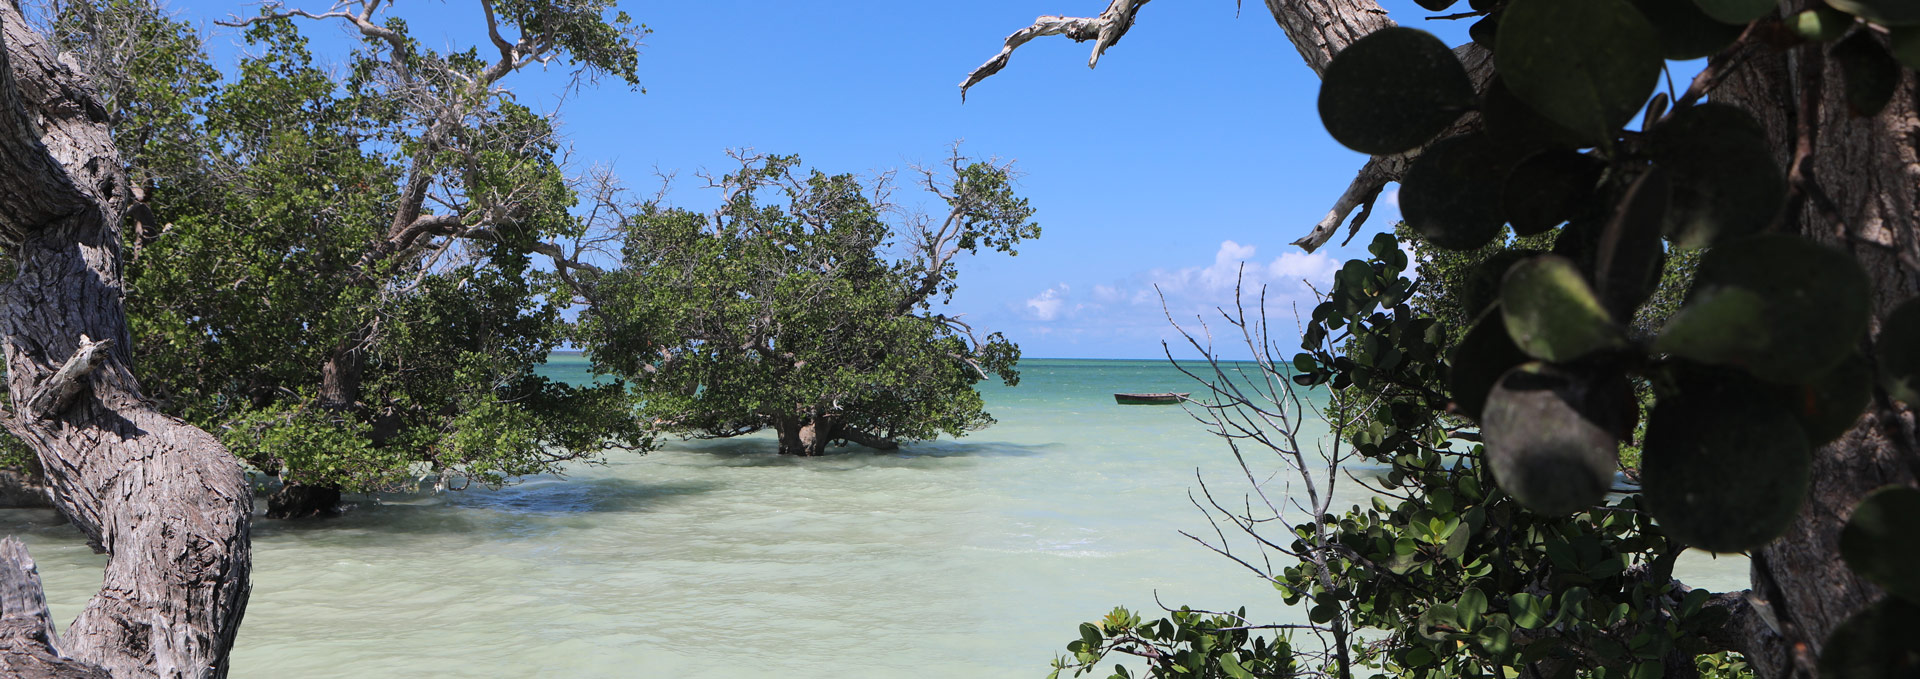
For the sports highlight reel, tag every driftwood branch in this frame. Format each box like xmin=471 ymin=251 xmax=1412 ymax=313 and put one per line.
xmin=0 ymin=539 xmax=107 ymax=678
xmin=22 ymin=335 xmax=110 ymax=419
xmin=1292 ymin=156 xmax=1394 ymax=253
xmin=958 ymin=0 xmax=1150 ymax=101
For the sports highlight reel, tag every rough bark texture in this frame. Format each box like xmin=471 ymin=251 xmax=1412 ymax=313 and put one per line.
xmin=1711 ymin=8 xmax=1920 ymax=677
xmin=0 ymin=2 xmax=252 ymax=677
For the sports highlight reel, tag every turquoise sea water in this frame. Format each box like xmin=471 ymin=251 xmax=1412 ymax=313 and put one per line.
xmin=0 ymin=356 xmax=1745 ymax=677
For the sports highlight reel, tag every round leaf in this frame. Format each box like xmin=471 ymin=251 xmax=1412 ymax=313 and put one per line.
xmin=1690 ymin=0 xmax=1775 ymax=25
xmin=1496 ymin=0 xmax=1663 ymax=140
xmin=1501 ymin=255 xmax=1626 ymax=362
xmin=1794 ymin=7 xmax=1858 ymax=42
xmin=1592 ymin=168 xmax=1671 ymax=320
xmin=1818 ymin=598 xmax=1920 ymax=679
xmin=1833 ymin=29 xmax=1900 ymax=117
xmin=1502 ymin=150 xmax=1604 ymax=236
xmin=1828 ymin=0 xmax=1920 ymax=26
xmin=1649 ymin=103 xmax=1785 ymax=248
xmin=1892 ymin=27 xmax=1920 ymax=69
xmin=1781 ymin=352 xmax=1872 ymax=446
xmin=1319 ymin=28 xmax=1475 ymax=155
xmin=1840 ymin=485 xmax=1920 ymax=606
xmin=1654 ymin=234 xmax=1870 ymax=384
xmin=1642 ymin=367 xmax=1811 ymax=553
xmin=1449 ymin=311 xmax=1529 ymax=421
xmin=1876 ymin=297 xmax=1920 ymax=404
xmin=1633 ymin=0 xmax=1746 ymax=58
xmin=1483 ymin=363 xmax=1629 ymax=515
xmin=1483 ymin=76 xmax=1594 ymax=152
xmin=1403 ymin=135 xmax=1513 ymax=250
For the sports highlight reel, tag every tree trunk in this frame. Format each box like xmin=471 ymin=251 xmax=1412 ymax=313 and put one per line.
xmin=774 ymin=414 xmax=838 ymax=456
xmin=265 ymin=482 xmax=340 ymax=520
xmin=0 ymin=3 xmax=252 ymax=677
xmin=1710 ymin=9 xmax=1920 ymax=677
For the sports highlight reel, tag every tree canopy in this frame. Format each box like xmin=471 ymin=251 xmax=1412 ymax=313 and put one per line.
xmin=578 ymin=151 xmax=1035 ymax=456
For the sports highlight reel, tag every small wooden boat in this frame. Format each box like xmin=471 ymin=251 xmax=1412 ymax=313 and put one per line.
xmin=1114 ymin=392 xmax=1189 ymax=405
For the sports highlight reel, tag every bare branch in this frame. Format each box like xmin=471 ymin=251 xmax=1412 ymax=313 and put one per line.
xmin=22 ymin=335 xmax=111 ymax=419
xmin=958 ymin=0 xmax=1150 ymax=101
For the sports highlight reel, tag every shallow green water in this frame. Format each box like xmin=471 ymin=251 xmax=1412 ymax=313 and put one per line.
xmin=0 ymin=357 xmax=1745 ymax=677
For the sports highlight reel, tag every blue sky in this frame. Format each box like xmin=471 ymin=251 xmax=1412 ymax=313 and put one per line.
xmin=172 ymin=0 xmax=1491 ymax=359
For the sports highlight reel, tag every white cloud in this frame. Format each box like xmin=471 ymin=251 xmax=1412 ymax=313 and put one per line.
xmin=1024 ymin=283 xmax=1070 ymax=321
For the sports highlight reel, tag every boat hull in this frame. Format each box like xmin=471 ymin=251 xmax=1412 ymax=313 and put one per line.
xmin=1113 ymin=392 xmax=1188 ymax=405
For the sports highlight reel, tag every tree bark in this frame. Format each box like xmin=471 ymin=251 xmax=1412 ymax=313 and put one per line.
xmin=1710 ymin=10 xmax=1920 ymax=677
xmin=774 ymin=414 xmax=838 ymax=456
xmin=0 ymin=2 xmax=252 ymax=676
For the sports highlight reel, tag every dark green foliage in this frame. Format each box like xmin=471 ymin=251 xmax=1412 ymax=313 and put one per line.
xmin=1496 ymin=0 xmax=1662 ymax=140
xmin=1500 ymin=255 xmax=1625 ymax=362
xmin=1632 ymin=0 xmax=1745 ymax=59
xmin=1318 ymin=27 xmax=1474 ymax=155
xmin=1482 ymin=76 xmax=1592 ymax=152
xmin=1048 ymin=607 xmax=1295 ymax=679
xmin=1817 ymin=598 xmax=1920 ymax=678
xmin=1448 ymin=313 xmax=1526 ymax=420
xmin=1690 ymin=0 xmax=1776 ymax=25
xmin=1641 ymin=366 xmax=1810 ymax=552
xmin=1787 ymin=352 xmax=1874 ymax=446
xmin=1402 ymin=135 xmax=1512 ymax=250
xmin=1833 ymin=29 xmax=1901 ymax=116
xmin=578 ymin=153 xmax=1034 ymax=454
xmin=1893 ymin=27 xmax=1920 ymax=68
xmin=1655 ymin=234 xmax=1870 ymax=384
xmin=1875 ymin=297 xmax=1920 ymax=403
xmin=52 ymin=1 xmax=654 ymax=494
xmin=1794 ymin=7 xmax=1859 ymax=42
xmin=1828 ymin=0 xmax=1920 ymax=26
xmin=1503 ymin=150 xmax=1604 ymax=236
xmin=1482 ymin=363 xmax=1626 ymax=515
xmin=1838 ymin=485 xmax=1920 ymax=605
xmin=1591 ymin=168 xmax=1671 ymax=320
xmin=1648 ymin=104 xmax=1785 ymax=249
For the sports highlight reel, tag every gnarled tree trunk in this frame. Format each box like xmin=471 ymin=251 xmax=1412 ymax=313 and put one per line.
xmin=0 ymin=3 xmax=252 ymax=677
xmin=1712 ymin=8 xmax=1920 ymax=676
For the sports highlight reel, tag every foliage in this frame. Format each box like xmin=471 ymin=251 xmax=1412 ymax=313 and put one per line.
xmin=1048 ymin=607 xmax=1297 ymax=679
xmin=1059 ymin=0 xmax=1920 ymax=676
xmin=22 ymin=0 xmax=653 ymax=501
xmin=578 ymin=152 xmax=1035 ymax=455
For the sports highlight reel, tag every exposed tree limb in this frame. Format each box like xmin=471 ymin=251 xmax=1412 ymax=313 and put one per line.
xmin=958 ymin=0 xmax=1149 ymax=101
xmin=21 ymin=335 xmax=109 ymax=419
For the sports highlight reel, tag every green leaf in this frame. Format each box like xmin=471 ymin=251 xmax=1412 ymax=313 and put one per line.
xmin=1510 ymin=592 xmax=1549 ymax=629
xmin=1483 ymin=76 xmax=1595 ymax=152
xmin=1449 ymin=312 xmax=1529 ymax=421
xmin=1632 ymin=0 xmax=1745 ymax=59
xmin=1654 ymin=234 xmax=1871 ymax=384
xmin=1457 ymin=587 xmax=1490 ymax=630
xmin=1828 ymin=0 xmax=1920 ymax=26
xmin=1892 ymin=27 xmax=1920 ymax=69
xmin=1419 ymin=603 xmax=1462 ymax=640
xmin=1690 ymin=0 xmax=1774 ymax=24
xmin=1500 ymin=255 xmax=1627 ymax=362
xmin=1794 ymin=7 xmax=1858 ymax=42
xmin=1833 ymin=29 xmax=1901 ymax=117
xmin=1403 ymin=134 xmax=1514 ymax=250
xmin=1782 ymin=352 xmax=1872 ymax=446
xmin=1641 ymin=367 xmax=1811 ymax=552
xmin=1497 ymin=0 xmax=1663 ymax=140
xmin=1502 ymin=150 xmax=1605 ymax=236
xmin=1840 ymin=485 xmax=1920 ymax=606
xmin=1818 ymin=598 xmax=1920 ymax=678
xmin=1218 ymin=654 xmax=1256 ymax=679
xmin=1319 ymin=27 xmax=1475 ymax=155
xmin=1591 ymin=168 xmax=1671 ymax=321
xmin=1648 ymin=103 xmax=1785 ymax=248
xmin=1482 ymin=363 xmax=1629 ymax=515
xmin=1877 ymin=297 xmax=1920 ymax=404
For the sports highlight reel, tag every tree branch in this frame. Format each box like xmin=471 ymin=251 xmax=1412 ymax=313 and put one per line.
xmin=959 ymin=0 xmax=1150 ymax=101
xmin=22 ymin=335 xmax=110 ymax=419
